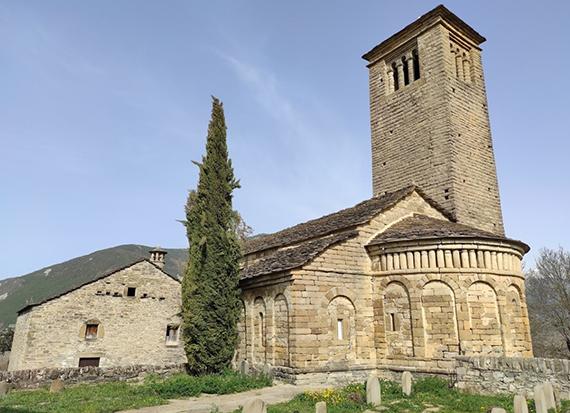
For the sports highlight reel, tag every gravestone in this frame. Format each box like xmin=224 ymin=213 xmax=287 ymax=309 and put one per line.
xmin=533 ymin=384 xmax=547 ymax=413
xmin=366 ymin=376 xmax=381 ymax=404
xmin=240 ymin=360 xmax=249 ymax=375
xmin=542 ymin=381 xmax=556 ymax=410
xmin=402 ymin=371 xmax=413 ymax=396
xmin=0 ymin=381 xmax=7 ymax=396
xmin=50 ymin=379 xmax=64 ymax=393
xmin=490 ymin=408 xmax=506 ymax=413
xmin=243 ymin=398 xmax=266 ymax=413
xmin=513 ymin=395 xmax=528 ymax=413
xmin=315 ymin=401 xmax=327 ymax=413
xmin=262 ymin=363 xmax=273 ymax=377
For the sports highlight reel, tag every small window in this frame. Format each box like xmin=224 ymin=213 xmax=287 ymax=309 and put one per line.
xmin=337 ymin=319 xmax=344 ymax=340
xmin=166 ymin=325 xmax=179 ymax=344
xmin=78 ymin=357 xmax=100 ymax=367
xmin=85 ymin=324 xmax=98 ymax=339
xmin=127 ymin=287 xmax=136 ymax=297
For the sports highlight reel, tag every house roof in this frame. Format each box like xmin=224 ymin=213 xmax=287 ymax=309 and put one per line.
xmin=244 ymin=185 xmax=451 ymax=256
xmin=242 ymin=230 xmax=358 ymax=279
xmin=367 ymin=214 xmax=529 ymax=252
xmin=17 ymin=259 xmax=179 ymax=314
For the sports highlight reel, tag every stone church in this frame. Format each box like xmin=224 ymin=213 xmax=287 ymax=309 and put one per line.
xmin=9 ymin=5 xmax=533 ymax=383
xmin=236 ymin=5 xmax=533 ymax=385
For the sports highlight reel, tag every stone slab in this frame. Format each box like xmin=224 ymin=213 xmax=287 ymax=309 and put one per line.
xmin=367 ymin=376 xmax=381 ymax=404
xmin=513 ymin=395 xmax=528 ymax=413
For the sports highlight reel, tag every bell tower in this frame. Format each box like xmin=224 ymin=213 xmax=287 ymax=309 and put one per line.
xmin=363 ymin=5 xmax=504 ymax=235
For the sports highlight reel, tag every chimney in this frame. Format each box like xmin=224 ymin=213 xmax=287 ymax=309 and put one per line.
xmin=149 ymin=245 xmax=167 ymax=269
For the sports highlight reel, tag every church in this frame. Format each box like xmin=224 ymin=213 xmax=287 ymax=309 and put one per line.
xmin=9 ymin=5 xmax=533 ymax=383
xmin=236 ymin=5 xmax=533 ymax=385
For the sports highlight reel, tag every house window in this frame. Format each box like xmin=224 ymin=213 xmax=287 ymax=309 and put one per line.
xmin=85 ymin=324 xmax=99 ymax=339
xmin=166 ymin=325 xmax=179 ymax=344
xmin=78 ymin=357 xmax=100 ymax=367
xmin=126 ymin=287 xmax=136 ymax=297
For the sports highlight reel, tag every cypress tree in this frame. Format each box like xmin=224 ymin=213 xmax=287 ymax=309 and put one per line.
xmin=181 ymin=97 xmax=242 ymax=375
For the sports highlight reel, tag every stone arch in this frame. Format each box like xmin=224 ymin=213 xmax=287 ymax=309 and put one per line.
xmin=326 ymin=295 xmax=356 ymax=364
xmin=421 ymin=280 xmax=459 ymax=359
xmin=253 ymin=297 xmax=267 ymax=365
xmin=466 ymin=281 xmax=502 ymax=356
xmin=378 ymin=274 xmax=415 ymax=294
xmin=273 ymin=293 xmax=289 ymax=367
xmin=321 ymin=287 xmax=357 ymax=310
xmin=235 ymin=300 xmax=247 ymax=363
xmin=417 ymin=273 xmax=462 ymax=297
xmin=467 ymin=274 xmax=502 ymax=295
xmin=384 ymin=281 xmax=414 ymax=356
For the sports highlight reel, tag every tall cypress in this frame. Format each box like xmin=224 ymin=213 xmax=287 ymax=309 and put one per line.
xmin=181 ymin=97 xmax=242 ymax=375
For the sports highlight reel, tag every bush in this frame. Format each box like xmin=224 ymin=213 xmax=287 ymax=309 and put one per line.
xmin=145 ymin=369 xmax=272 ymax=399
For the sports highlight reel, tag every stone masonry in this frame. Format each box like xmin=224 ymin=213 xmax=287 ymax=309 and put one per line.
xmin=236 ymin=5 xmax=533 ymax=386
xmin=238 ymin=187 xmax=531 ymax=385
xmin=363 ymin=5 xmax=504 ymax=236
xmin=9 ymin=259 xmax=186 ymax=371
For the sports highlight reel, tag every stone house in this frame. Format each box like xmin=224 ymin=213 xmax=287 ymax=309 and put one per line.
xmin=8 ymin=248 xmax=186 ymax=371
xmin=236 ymin=5 xmax=534 ymax=385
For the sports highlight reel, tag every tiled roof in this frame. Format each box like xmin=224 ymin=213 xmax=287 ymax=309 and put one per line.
xmin=241 ymin=231 xmax=358 ymax=279
xmin=367 ymin=214 xmax=529 ymax=252
xmin=244 ymin=185 xmax=449 ymax=256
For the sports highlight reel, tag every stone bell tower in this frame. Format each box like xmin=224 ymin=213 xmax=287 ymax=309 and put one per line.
xmin=363 ymin=5 xmax=504 ymax=235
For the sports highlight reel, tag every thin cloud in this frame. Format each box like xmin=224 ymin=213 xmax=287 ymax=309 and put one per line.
xmin=215 ymin=50 xmax=317 ymax=145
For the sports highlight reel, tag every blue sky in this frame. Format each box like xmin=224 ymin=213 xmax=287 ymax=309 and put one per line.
xmin=0 ymin=0 xmax=568 ymax=279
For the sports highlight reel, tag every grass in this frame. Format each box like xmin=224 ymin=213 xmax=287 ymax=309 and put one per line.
xmin=0 ymin=369 xmax=272 ymax=413
xmin=253 ymin=377 xmax=570 ymax=413
xmin=1 ymin=374 xmax=567 ymax=413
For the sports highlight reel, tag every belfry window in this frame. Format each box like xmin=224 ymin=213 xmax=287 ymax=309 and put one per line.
xmin=450 ymin=41 xmax=472 ymax=83
xmin=387 ymin=48 xmax=420 ymax=94
xmin=412 ymin=50 xmax=420 ymax=80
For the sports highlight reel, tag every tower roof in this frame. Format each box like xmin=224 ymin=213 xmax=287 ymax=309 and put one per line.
xmin=362 ymin=4 xmax=486 ymax=65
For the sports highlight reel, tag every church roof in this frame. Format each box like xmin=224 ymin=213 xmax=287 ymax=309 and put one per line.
xmin=244 ymin=185 xmax=451 ymax=256
xmin=367 ymin=214 xmax=529 ymax=252
xmin=241 ymin=231 xmax=358 ymax=279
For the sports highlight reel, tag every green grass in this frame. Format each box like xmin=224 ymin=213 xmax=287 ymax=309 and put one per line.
xmin=257 ymin=377 xmax=570 ymax=413
xmin=0 ymin=369 xmax=272 ymax=413
xmin=1 ymin=374 xmax=567 ymax=413
xmin=0 ymin=381 xmax=165 ymax=413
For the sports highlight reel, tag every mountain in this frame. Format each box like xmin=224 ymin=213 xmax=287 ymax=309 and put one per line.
xmin=0 ymin=245 xmax=188 ymax=326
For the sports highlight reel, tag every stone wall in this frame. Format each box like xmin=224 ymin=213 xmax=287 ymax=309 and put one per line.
xmin=9 ymin=261 xmax=186 ymax=370
xmin=455 ymin=356 xmax=570 ymax=399
xmin=0 ymin=363 xmax=185 ymax=390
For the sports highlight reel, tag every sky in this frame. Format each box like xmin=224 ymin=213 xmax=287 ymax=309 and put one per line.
xmin=0 ymin=0 xmax=569 ymax=280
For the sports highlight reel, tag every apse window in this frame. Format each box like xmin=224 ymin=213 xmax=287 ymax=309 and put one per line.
xmin=85 ymin=324 xmax=98 ymax=339
xmin=126 ymin=287 xmax=136 ymax=297
xmin=166 ymin=325 xmax=179 ymax=344
xmin=337 ymin=319 xmax=344 ymax=340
